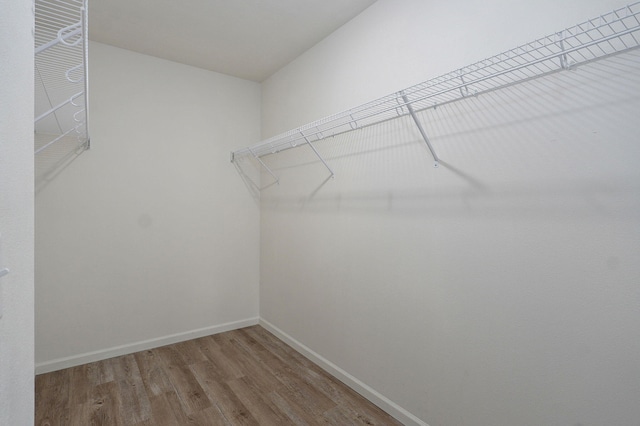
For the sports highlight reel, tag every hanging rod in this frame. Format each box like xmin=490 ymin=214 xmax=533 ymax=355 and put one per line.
xmin=231 ymin=2 xmax=640 ymax=171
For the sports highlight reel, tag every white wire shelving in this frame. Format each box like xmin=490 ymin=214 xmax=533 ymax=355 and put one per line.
xmin=231 ymin=2 xmax=640 ymax=180
xmin=35 ymin=0 xmax=89 ymax=156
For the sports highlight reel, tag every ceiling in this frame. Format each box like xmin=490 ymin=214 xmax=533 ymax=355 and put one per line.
xmin=89 ymin=0 xmax=377 ymax=82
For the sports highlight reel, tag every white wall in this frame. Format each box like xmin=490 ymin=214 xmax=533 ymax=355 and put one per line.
xmin=0 ymin=2 xmax=35 ymax=425
xmin=35 ymin=42 xmax=261 ymax=371
xmin=262 ymin=0 xmax=631 ymax=137
xmin=260 ymin=1 xmax=640 ymax=425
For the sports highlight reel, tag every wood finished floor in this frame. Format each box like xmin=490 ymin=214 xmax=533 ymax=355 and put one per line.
xmin=35 ymin=325 xmax=403 ymax=425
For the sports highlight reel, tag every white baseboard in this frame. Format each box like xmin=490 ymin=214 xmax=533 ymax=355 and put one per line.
xmin=259 ymin=318 xmax=428 ymax=426
xmin=35 ymin=317 xmax=259 ymax=375
xmin=36 ymin=316 xmax=427 ymax=425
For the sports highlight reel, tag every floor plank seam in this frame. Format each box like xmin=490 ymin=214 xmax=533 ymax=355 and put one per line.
xmin=35 ymin=325 xmax=403 ymax=426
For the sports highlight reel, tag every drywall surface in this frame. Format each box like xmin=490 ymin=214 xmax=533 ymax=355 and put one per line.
xmin=35 ymin=42 xmax=261 ymax=369
xmin=262 ymin=0 xmax=631 ymax=137
xmin=260 ymin=1 xmax=640 ymax=425
xmin=0 ymin=2 xmax=35 ymax=425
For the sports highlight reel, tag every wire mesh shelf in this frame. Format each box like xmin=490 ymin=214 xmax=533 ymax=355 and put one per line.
xmin=35 ymin=0 xmax=89 ymax=155
xmin=231 ymin=2 xmax=640 ymax=170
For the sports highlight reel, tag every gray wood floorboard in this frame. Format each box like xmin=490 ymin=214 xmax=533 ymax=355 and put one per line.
xmin=35 ymin=325 xmax=403 ymax=426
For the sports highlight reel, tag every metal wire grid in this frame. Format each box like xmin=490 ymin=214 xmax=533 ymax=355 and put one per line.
xmin=35 ymin=0 xmax=89 ymax=155
xmin=232 ymin=2 xmax=640 ymax=162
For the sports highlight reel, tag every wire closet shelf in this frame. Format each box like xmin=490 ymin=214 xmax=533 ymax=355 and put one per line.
xmin=231 ymin=2 xmax=640 ymax=175
xmin=35 ymin=0 xmax=89 ymax=156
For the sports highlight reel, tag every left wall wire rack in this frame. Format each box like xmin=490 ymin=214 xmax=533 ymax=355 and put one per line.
xmin=34 ymin=0 xmax=89 ymax=155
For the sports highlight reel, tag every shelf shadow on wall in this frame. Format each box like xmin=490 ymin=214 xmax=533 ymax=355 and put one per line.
xmin=35 ymin=140 xmax=88 ymax=194
xmin=260 ymin=177 xmax=640 ymax=222
xmin=235 ymin=51 xmax=640 ymax=216
xmin=257 ymin=52 xmax=640 ymax=221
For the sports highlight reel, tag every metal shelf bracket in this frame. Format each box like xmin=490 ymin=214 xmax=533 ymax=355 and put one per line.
xmin=401 ymin=92 xmax=439 ymax=168
xmin=300 ymin=131 xmax=335 ymax=178
xmin=557 ymin=31 xmax=576 ymax=70
xmin=230 ymin=2 xmax=640 ymax=184
xmin=249 ymin=147 xmax=279 ymax=185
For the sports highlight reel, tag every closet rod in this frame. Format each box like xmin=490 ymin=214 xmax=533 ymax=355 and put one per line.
xmin=230 ymin=2 xmax=640 ymax=172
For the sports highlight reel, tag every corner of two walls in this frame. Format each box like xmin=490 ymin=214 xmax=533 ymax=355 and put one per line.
xmin=34 ymin=1 xmax=640 ymax=425
xmin=35 ymin=41 xmax=261 ymax=373
xmin=258 ymin=0 xmax=640 ymax=425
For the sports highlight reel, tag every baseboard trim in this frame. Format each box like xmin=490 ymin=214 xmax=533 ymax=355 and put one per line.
xmin=35 ymin=317 xmax=260 ymax=375
xmin=259 ymin=318 xmax=428 ymax=426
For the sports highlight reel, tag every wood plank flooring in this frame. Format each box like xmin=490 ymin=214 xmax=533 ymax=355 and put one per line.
xmin=35 ymin=325 xmax=403 ymax=425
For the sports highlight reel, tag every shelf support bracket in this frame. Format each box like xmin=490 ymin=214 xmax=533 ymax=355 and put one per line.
xmin=401 ymin=93 xmax=439 ymax=168
xmin=458 ymin=70 xmax=469 ymax=97
xmin=300 ymin=131 xmax=335 ymax=178
xmin=248 ymin=147 xmax=279 ymax=185
xmin=557 ymin=31 xmax=575 ymax=70
xmin=35 ymin=20 xmax=83 ymax=55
